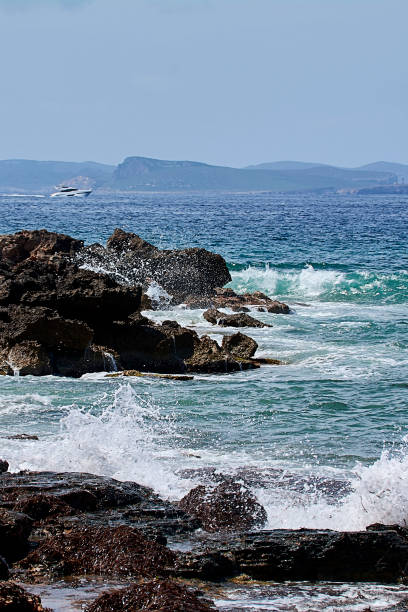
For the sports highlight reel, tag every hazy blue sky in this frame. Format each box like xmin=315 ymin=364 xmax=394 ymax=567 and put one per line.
xmin=0 ymin=0 xmax=407 ymax=167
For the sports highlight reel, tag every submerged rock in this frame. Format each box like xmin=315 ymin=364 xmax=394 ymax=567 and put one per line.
xmin=85 ymin=580 xmax=215 ymax=612
xmin=6 ymin=435 xmax=38 ymax=441
xmin=178 ymin=481 xmax=267 ymax=532
xmin=203 ymin=308 xmax=270 ymax=328
xmin=252 ymin=357 xmax=282 ymax=365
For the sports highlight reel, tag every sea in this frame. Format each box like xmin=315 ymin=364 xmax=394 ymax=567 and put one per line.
xmin=1 ymin=191 xmax=408 ymax=611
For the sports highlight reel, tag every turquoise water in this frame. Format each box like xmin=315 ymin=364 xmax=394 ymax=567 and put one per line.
xmin=0 ymin=192 xmax=407 ymax=531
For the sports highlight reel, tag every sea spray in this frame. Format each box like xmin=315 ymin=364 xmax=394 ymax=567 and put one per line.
xmin=258 ymin=445 xmax=408 ymax=531
xmin=3 ymin=381 xmax=408 ymax=531
xmin=3 ymin=383 xmax=195 ymax=500
xmin=145 ymin=281 xmax=173 ymax=308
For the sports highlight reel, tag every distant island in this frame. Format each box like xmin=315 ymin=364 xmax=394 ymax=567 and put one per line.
xmin=0 ymin=156 xmax=407 ymax=194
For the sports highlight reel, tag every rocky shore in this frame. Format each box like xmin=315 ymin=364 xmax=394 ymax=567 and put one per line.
xmin=0 ymin=467 xmax=406 ymax=610
xmin=0 ymin=229 xmax=288 ymax=378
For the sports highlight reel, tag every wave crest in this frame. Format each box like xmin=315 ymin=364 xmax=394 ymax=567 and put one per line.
xmin=229 ymin=265 xmax=408 ymax=303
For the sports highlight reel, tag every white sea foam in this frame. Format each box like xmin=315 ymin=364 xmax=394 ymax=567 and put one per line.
xmin=258 ymin=445 xmax=408 ymax=531
xmin=229 ymin=265 xmax=408 ymax=303
xmin=3 ymin=382 xmax=408 ymax=532
xmin=145 ymin=281 xmax=173 ymax=307
xmin=214 ymin=582 xmax=408 ymax=611
xmin=3 ymin=383 xmax=194 ymax=500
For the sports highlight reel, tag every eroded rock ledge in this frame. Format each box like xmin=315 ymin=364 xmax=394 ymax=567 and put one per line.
xmin=0 ymin=229 xmax=285 ymax=377
xmin=0 ymin=468 xmax=407 ymax=609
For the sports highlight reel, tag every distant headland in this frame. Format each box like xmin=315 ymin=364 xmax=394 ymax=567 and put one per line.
xmin=0 ymin=156 xmax=407 ymax=194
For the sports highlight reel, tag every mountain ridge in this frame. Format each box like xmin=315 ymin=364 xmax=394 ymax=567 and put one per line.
xmin=0 ymin=156 xmax=402 ymax=193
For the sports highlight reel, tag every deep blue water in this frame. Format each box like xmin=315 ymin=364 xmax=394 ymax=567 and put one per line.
xmin=1 ymin=192 xmax=407 ymax=272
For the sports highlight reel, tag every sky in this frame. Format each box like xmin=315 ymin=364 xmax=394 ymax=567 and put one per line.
xmin=0 ymin=0 xmax=407 ymax=167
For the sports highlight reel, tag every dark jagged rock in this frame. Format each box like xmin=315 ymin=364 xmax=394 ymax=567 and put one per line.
xmin=78 ymin=228 xmax=231 ymax=303
xmin=85 ymin=580 xmax=215 ymax=612
xmin=222 ymin=332 xmax=258 ymax=359
xmin=185 ymin=287 xmax=290 ymax=313
xmin=0 ymin=558 xmax=9 ymax=580
xmin=0 ymin=230 xmax=262 ymax=376
xmin=21 ymin=524 xmax=176 ymax=578
xmin=175 ymin=529 xmax=408 ymax=582
xmin=0 ymin=259 xmax=141 ymax=330
xmin=5 ymin=340 xmax=52 ymax=376
xmin=107 ymin=229 xmax=159 ymax=254
xmin=96 ymin=315 xmax=195 ymax=373
xmin=185 ymin=335 xmax=259 ymax=373
xmin=107 ymin=370 xmax=194 ymax=381
xmin=0 ymin=472 xmax=155 ymax=509
xmin=0 ymin=509 xmax=33 ymax=562
xmin=203 ymin=308 xmax=270 ymax=328
xmin=13 ymin=494 xmax=74 ymax=521
xmin=0 ymin=582 xmax=50 ymax=611
xmin=0 ymin=471 xmax=199 ymax=541
xmin=1 ymin=306 xmax=93 ymax=351
xmin=179 ymin=481 xmax=267 ymax=532
xmin=0 ymin=229 xmax=83 ymax=264
xmin=212 ymin=288 xmax=290 ymax=313
xmin=0 ymin=460 xmax=9 ymax=474
xmin=6 ymin=435 xmax=38 ymax=441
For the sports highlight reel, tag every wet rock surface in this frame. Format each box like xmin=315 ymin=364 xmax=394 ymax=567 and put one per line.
xmin=78 ymin=228 xmax=231 ymax=304
xmin=203 ymin=308 xmax=270 ymax=328
xmin=85 ymin=579 xmax=215 ymax=612
xmin=175 ymin=528 xmax=408 ymax=582
xmin=185 ymin=335 xmax=259 ymax=373
xmin=0 ymin=470 xmax=407 ymax=608
xmin=185 ymin=287 xmax=290 ymax=313
xmin=212 ymin=288 xmax=290 ymax=313
xmin=0 ymin=459 xmax=9 ymax=473
xmin=0 ymin=581 xmax=51 ymax=611
xmin=0 ymin=471 xmax=198 ymax=537
xmin=178 ymin=480 xmax=267 ymax=532
xmin=21 ymin=524 xmax=176 ymax=579
xmin=107 ymin=370 xmax=194 ymax=381
xmin=221 ymin=332 xmax=258 ymax=359
xmin=0 ymin=229 xmax=268 ymax=376
xmin=0 ymin=508 xmax=33 ymax=562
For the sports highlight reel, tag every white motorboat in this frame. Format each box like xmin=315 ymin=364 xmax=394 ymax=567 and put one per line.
xmin=50 ymin=185 xmax=92 ymax=197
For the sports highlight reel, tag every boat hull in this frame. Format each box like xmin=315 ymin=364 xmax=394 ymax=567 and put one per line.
xmin=50 ymin=190 xmax=92 ymax=197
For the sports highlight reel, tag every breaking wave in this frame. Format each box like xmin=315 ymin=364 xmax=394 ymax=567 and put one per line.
xmin=259 ymin=444 xmax=408 ymax=530
xmin=229 ymin=265 xmax=408 ymax=304
xmin=4 ymin=384 xmax=408 ymax=532
xmin=3 ymin=384 xmax=194 ymax=500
